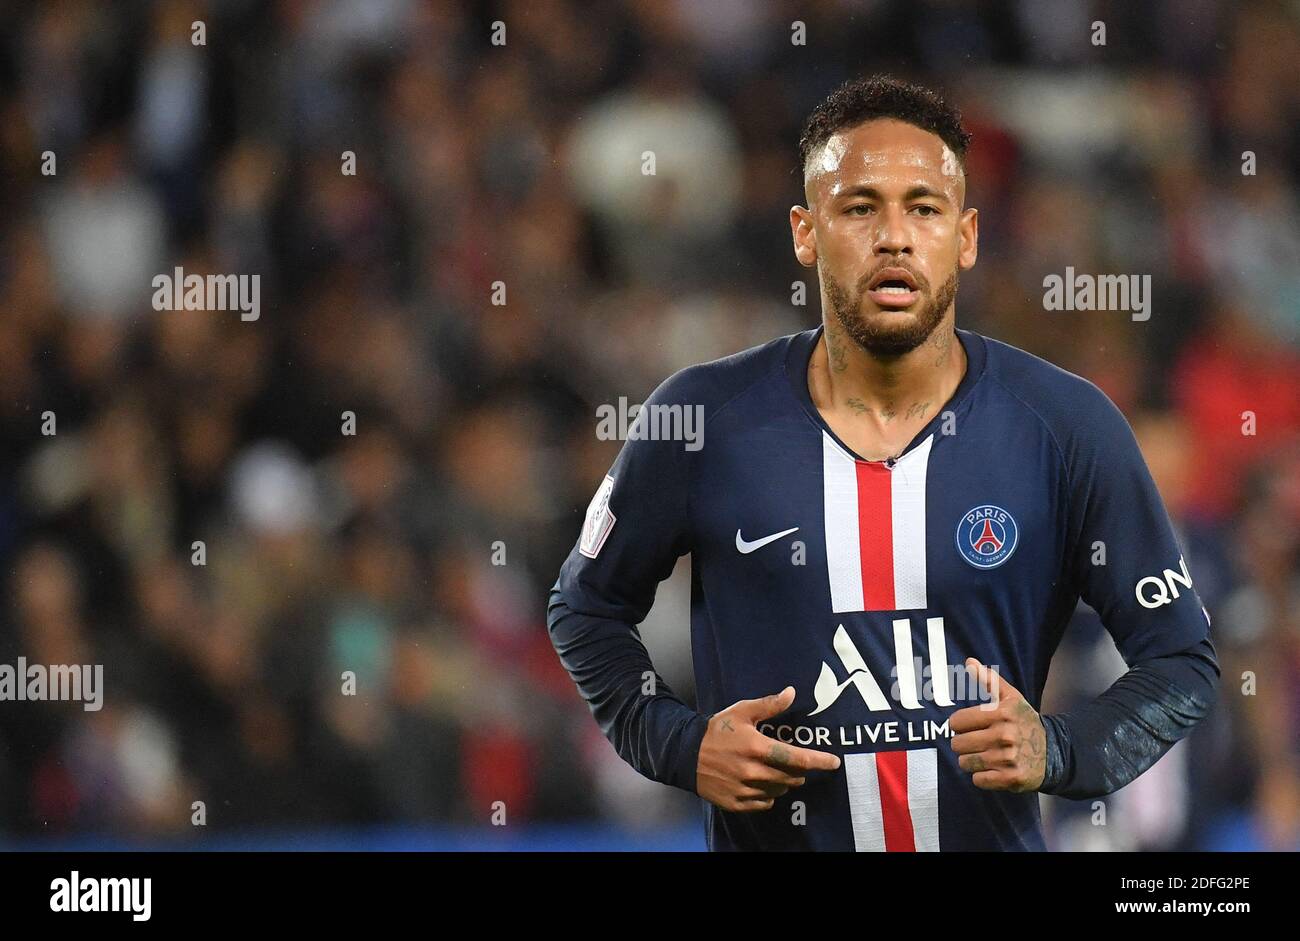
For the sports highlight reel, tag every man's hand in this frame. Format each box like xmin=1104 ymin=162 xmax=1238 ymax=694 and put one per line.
xmin=950 ymin=658 xmax=1046 ymax=792
xmin=696 ymin=686 xmax=842 ymax=812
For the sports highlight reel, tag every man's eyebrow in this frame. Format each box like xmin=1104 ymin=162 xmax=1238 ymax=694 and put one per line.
xmin=833 ymin=184 xmax=951 ymax=202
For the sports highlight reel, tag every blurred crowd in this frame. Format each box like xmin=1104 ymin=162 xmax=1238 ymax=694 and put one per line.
xmin=0 ymin=0 xmax=1296 ymax=850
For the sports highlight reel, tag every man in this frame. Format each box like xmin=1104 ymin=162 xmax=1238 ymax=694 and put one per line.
xmin=547 ymin=76 xmax=1220 ymax=851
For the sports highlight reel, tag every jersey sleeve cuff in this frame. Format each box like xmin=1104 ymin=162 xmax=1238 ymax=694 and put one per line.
xmin=665 ymin=707 xmax=710 ymax=794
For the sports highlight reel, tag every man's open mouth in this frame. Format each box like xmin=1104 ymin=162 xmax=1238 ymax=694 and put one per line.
xmin=866 ymin=267 xmax=921 ymax=307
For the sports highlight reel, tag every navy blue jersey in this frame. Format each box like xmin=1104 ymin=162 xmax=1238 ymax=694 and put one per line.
xmin=551 ymin=326 xmax=1215 ymax=851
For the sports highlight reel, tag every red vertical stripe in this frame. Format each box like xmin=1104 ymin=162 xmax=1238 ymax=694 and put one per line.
xmin=875 ymin=750 xmax=916 ymax=852
xmin=855 ymin=462 xmax=894 ymax=610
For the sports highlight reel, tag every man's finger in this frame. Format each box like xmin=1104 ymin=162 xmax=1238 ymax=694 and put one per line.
xmin=740 ymin=686 xmax=797 ymax=722
xmin=950 ymin=726 xmax=1008 ymax=755
xmin=958 ymin=748 xmax=1016 ymax=774
xmin=965 ymin=657 xmax=1024 ymax=708
xmin=750 ymin=780 xmax=792 ymax=799
xmin=740 ymin=762 xmax=807 ymax=788
xmin=760 ymin=738 xmax=841 ymax=772
xmin=970 ymin=769 xmax=1017 ymax=791
xmin=948 ymin=703 xmax=999 ymax=734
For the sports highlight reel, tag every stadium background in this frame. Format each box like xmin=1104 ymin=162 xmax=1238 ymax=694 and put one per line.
xmin=0 ymin=0 xmax=1296 ymax=851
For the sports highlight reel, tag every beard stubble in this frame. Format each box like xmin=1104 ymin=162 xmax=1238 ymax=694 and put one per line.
xmin=823 ymin=263 xmax=959 ymax=358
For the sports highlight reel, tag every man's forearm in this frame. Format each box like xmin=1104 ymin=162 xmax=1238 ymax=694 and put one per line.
xmin=546 ymin=589 xmax=708 ymax=793
xmin=1039 ymin=638 xmax=1220 ymax=800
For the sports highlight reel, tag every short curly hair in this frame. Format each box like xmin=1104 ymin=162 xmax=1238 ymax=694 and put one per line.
xmin=798 ymin=75 xmax=972 ymax=179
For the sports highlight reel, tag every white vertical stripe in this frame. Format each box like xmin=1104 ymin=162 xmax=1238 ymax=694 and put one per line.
xmin=927 ymin=617 xmax=953 ymax=707
xmin=844 ymin=752 xmax=885 ymax=852
xmin=891 ymin=618 xmax=920 ymax=709
xmin=907 ymin=748 xmax=940 ymax=851
xmin=822 ymin=433 xmax=863 ymax=613
xmin=890 ymin=434 xmax=933 ymax=610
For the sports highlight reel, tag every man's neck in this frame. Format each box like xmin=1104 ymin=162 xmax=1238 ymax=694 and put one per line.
xmin=807 ymin=316 xmax=968 ymax=455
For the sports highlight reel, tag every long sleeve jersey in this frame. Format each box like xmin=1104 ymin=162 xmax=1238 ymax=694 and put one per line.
xmin=548 ymin=325 xmax=1219 ymax=851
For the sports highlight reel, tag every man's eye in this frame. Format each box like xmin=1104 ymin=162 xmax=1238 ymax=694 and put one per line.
xmin=847 ymin=205 xmax=873 ymax=215
xmin=912 ymin=205 xmax=939 ymax=217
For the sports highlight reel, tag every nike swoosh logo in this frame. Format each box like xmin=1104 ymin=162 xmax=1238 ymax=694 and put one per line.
xmin=735 ymin=527 xmax=800 ymax=554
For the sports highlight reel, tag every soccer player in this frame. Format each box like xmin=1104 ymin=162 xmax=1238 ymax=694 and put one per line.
xmin=546 ymin=76 xmax=1220 ymax=851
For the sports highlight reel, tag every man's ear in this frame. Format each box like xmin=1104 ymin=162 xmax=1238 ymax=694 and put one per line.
xmin=790 ymin=205 xmax=817 ymax=268
xmin=958 ymin=207 xmax=978 ymax=271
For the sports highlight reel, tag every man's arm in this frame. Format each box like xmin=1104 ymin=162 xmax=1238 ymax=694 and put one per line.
xmin=547 ymin=367 xmax=840 ymax=808
xmin=1039 ymin=637 xmax=1219 ymax=799
xmin=546 ymin=370 xmax=703 ymax=789
xmin=1042 ymin=380 xmax=1221 ymax=799
xmin=546 ymin=587 xmax=708 ymax=792
xmin=952 ymin=378 xmax=1223 ymax=797
xmin=548 ymin=589 xmax=840 ymax=807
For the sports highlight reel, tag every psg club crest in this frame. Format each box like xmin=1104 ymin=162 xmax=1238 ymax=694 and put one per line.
xmin=956 ymin=505 xmax=1018 ymax=569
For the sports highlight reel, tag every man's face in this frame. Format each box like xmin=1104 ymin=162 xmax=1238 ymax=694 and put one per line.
xmin=792 ymin=118 xmax=978 ymax=357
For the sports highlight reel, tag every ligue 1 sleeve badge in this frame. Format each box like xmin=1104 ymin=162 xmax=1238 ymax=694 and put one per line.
xmin=578 ymin=475 xmax=617 ymax=559
xmin=956 ymin=504 xmax=1019 ymax=569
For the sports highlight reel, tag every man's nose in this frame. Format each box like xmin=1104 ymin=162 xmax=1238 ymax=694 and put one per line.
xmin=874 ymin=206 xmax=912 ymax=256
